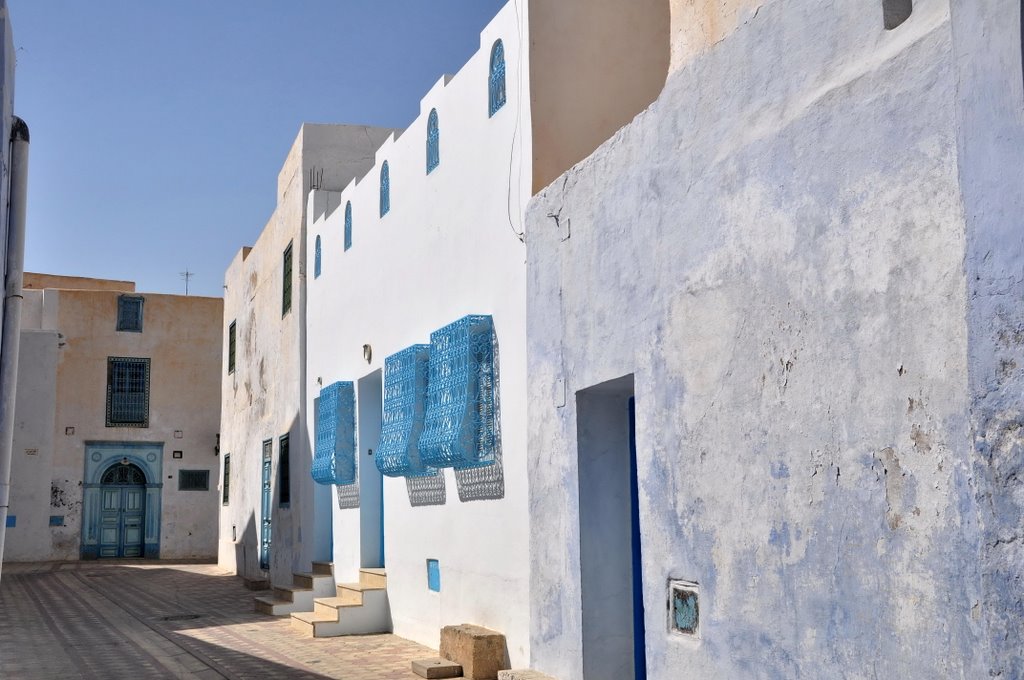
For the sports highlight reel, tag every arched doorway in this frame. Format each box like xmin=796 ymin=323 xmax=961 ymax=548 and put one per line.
xmin=98 ymin=462 xmax=146 ymax=558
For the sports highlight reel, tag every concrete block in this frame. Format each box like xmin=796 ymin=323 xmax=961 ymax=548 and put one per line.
xmin=497 ymin=672 xmax=557 ymax=680
xmin=412 ymin=657 xmax=463 ymax=679
xmin=440 ymin=624 xmax=509 ymax=680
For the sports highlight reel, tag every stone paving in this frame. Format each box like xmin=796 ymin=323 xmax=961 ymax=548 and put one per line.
xmin=0 ymin=560 xmax=434 ymax=679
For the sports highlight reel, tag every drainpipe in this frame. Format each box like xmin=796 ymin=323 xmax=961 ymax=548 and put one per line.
xmin=0 ymin=117 xmax=30 ymax=585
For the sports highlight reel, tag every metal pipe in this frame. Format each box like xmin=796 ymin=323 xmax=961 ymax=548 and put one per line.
xmin=0 ymin=116 xmax=30 ymax=584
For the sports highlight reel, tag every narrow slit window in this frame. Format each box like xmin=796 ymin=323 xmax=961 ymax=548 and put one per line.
xmin=282 ymin=242 xmax=293 ymax=316
xmin=883 ymin=0 xmax=912 ymax=30
xmin=380 ymin=162 xmax=391 ymax=217
xmin=222 ymin=454 xmax=231 ymax=505
xmin=279 ymin=434 xmax=291 ymax=507
xmin=427 ymin=109 xmax=440 ymax=174
xmin=489 ymin=40 xmax=507 ymax=117
xmin=344 ymin=201 xmax=353 ymax=251
xmin=228 ymin=321 xmax=236 ymax=374
xmin=314 ymin=235 xmax=322 ymax=279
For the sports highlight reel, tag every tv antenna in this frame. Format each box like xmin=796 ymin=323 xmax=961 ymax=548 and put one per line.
xmin=180 ymin=269 xmax=194 ymax=296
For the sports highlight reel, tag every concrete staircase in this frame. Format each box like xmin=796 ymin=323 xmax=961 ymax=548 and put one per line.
xmin=290 ymin=567 xmax=391 ymax=637
xmin=254 ymin=561 xmax=337 ymax=616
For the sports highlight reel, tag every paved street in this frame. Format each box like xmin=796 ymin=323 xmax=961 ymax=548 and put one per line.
xmin=0 ymin=561 xmax=433 ymax=679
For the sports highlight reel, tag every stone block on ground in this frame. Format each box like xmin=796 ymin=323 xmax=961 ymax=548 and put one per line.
xmin=497 ymin=671 xmax=558 ymax=680
xmin=412 ymin=657 xmax=463 ymax=679
xmin=440 ymin=624 xmax=509 ymax=680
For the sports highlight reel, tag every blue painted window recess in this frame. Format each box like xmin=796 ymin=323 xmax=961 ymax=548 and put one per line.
xmin=489 ymin=39 xmax=506 ymax=116
xmin=426 ymin=109 xmax=440 ymax=174
xmin=669 ymin=580 xmax=699 ymax=637
xmin=427 ymin=559 xmax=441 ymax=592
xmin=344 ymin=201 xmax=353 ymax=251
xmin=380 ymin=161 xmax=391 ymax=217
xmin=314 ymin=235 xmax=322 ymax=279
xmin=5 ymin=515 xmax=14 ymax=528
xmin=49 ymin=515 xmax=65 ymax=527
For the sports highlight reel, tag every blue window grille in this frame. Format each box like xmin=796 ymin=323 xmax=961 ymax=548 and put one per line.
xmin=313 ymin=381 xmax=357 ymax=485
xmin=117 ymin=295 xmax=144 ymax=332
xmin=376 ymin=345 xmax=435 ymax=478
xmin=380 ymin=161 xmax=391 ymax=217
xmin=106 ymin=357 xmax=150 ymax=427
xmin=426 ymin=109 xmax=440 ymax=174
xmin=489 ymin=40 xmax=506 ymax=117
xmin=427 ymin=559 xmax=441 ymax=592
xmin=344 ymin=201 xmax=353 ymax=251
xmin=314 ymin=235 xmax=322 ymax=278
xmin=418 ymin=315 xmax=496 ymax=470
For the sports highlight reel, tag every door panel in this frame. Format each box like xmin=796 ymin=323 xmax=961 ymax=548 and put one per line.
xmin=260 ymin=440 xmax=273 ymax=571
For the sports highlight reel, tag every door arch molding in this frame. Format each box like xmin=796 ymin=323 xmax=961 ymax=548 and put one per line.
xmin=81 ymin=442 xmax=163 ymax=559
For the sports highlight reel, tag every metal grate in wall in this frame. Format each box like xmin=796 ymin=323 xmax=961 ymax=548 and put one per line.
xmin=117 ymin=295 xmax=144 ymax=332
xmin=489 ymin=40 xmax=506 ymax=117
xmin=106 ymin=357 xmax=150 ymax=427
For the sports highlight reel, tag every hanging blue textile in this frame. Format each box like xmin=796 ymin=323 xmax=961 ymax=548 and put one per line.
xmin=418 ymin=315 xmax=496 ymax=470
xmin=312 ymin=381 xmax=356 ymax=485
xmin=375 ymin=344 xmax=436 ymax=478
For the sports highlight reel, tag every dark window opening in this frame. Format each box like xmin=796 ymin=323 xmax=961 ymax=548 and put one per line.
xmin=282 ymin=242 xmax=293 ymax=316
xmin=116 ymin=295 xmax=144 ymax=332
xmin=228 ymin=321 xmax=236 ymax=374
xmin=222 ymin=454 xmax=231 ymax=505
xmin=106 ymin=357 xmax=150 ymax=427
xmin=279 ymin=434 xmax=290 ymax=508
xmin=883 ymin=0 xmax=912 ymax=30
xmin=179 ymin=470 xmax=210 ymax=491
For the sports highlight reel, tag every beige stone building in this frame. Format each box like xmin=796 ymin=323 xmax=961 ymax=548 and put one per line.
xmin=4 ymin=273 xmax=222 ymax=561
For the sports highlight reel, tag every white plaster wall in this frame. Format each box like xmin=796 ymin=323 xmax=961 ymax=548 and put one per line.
xmin=219 ymin=124 xmax=393 ymax=584
xmin=306 ymin=2 xmax=532 ymax=664
xmin=5 ymin=330 xmax=58 ymax=561
xmin=526 ymin=1 xmax=992 ymax=678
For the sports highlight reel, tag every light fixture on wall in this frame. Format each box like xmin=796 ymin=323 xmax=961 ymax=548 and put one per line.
xmin=214 ymin=433 xmax=220 ymax=457
xmin=362 ymin=344 xmax=372 ymax=364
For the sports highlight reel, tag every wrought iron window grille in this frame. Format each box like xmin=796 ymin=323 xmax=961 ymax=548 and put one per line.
xmin=376 ymin=344 xmax=437 ymax=478
xmin=282 ymin=242 xmax=293 ymax=316
xmin=228 ymin=321 xmax=237 ymax=374
xmin=426 ymin=109 xmax=440 ymax=174
xmin=344 ymin=201 xmax=353 ymax=251
xmin=116 ymin=295 xmax=144 ymax=332
xmin=489 ymin=40 xmax=507 ymax=117
xmin=314 ymin=235 xmax=322 ymax=279
xmin=380 ymin=161 xmax=391 ymax=217
xmin=105 ymin=357 xmax=151 ymax=428
xmin=179 ymin=470 xmax=210 ymax=491
xmin=313 ymin=381 xmax=357 ymax=485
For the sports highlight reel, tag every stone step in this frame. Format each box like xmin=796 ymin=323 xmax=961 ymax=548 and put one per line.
xmin=412 ymin=657 xmax=463 ymax=679
xmin=313 ymin=596 xmax=361 ymax=618
xmin=274 ymin=585 xmax=309 ymax=602
xmin=254 ymin=596 xmax=297 ymax=616
xmin=336 ymin=581 xmax=383 ymax=605
xmin=290 ymin=610 xmax=336 ymax=636
xmin=290 ymin=587 xmax=391 ymax=638
xmin=359 ymin=567 xmax=387 ymax=589
xmin=311 ymin=561 xmax=333 ymax=576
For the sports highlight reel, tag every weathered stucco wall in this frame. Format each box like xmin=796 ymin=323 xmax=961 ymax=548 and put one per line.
xmin=5 ymin=285 xmax=223 ymax=561
xmin=23 ymin=273 xmax=134 ymax=293
xmin=951 ymin=1 xmax=1024 ymax=676
xmin=525 ymin=0 xmax=1001 ymax=677
xmin=219 ymin=124 xmax=392 ymax=584
xmin=306 ymin=3 xmax=533 ymax=662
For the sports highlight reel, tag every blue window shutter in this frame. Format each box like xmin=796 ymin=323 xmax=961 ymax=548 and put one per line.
xmin=380 ymin=162 xmax=391 ymax=217
xmin=418 ymin=315 xmax=497 ymax=470
xmin=426 ymin=109 xmax=440 ymax=174
xmin=489 ymin=40 xmax=506 ymax=117
xmin=312 ymin=381 xmax=357 ymax=485
xmin=376 ymin=344 xmax=435 ymax=478
xmin=344 ymin=201 xmax=353 ymax=251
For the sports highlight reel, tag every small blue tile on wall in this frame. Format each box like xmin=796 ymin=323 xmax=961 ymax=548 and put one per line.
xmin=49 ymin=515 xmax=64 ymax=527
xmin=5 ymin=515 xmax=15 ymax=527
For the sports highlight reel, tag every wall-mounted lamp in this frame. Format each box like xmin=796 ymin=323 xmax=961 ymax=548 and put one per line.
xmin=214 ymin=433 xmax=220 ymax=457
xmin=362 ymin=344 xmax=372 ymax=364
xmin=317 ymin=376 xmax=322 ymax=386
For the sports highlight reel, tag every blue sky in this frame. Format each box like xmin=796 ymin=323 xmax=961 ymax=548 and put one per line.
xmin=9 ymin=1 xmax=507 ymax=297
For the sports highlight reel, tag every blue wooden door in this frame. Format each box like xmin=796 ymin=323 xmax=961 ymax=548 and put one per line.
xmin=98 ymin=463 xmax=146 ymax=558
xmin=260 ymin=440 xmax=273 ymax=571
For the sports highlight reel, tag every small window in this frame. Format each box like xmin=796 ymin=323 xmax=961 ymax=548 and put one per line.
xmin=222 ymin=454 xmax=231 ymax=505
xmin=5 ymin=515 xmax=15 ymax=528
xmin=669 ymin=580 xmax=700 ymax=637
xmin=380 ymin=161 xmax=391 ymax=217
xmin=228 ymin=321 xmax=236 ymax=374
xmin=883 ymin=0 xmax=912 ymax=30
xmin=106 ymin=357 xmax=150 ymax=427
xmin=49 ymin=515 xmax=64 ymax=527
xmin=427 ymin=558 xmax=441 ymax=592
xmin=117 ymin=295 xmax=144 ymax=332
xmin=179 ymin=470 xmax=210 ymax=491
xmin=279 ymin=434 xmax=290 ymax=508
xmin=344 ymin=202 xmax=353 ymax=251
xmin=489 ymin=39 xmax=507 ymax=117
xmin=426 ymin=109 xmax=440 ymax=174
xmin=314 ymin=235 xmax=322 ymax=279
xmin=282 ymin=242 xmax=293 ymax=316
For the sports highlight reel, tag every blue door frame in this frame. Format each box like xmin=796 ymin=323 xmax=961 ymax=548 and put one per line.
xmin=260 ymin=439 xmax=273 ymax=571
xmin=628 ymin=397 xmax=647 ymax=679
